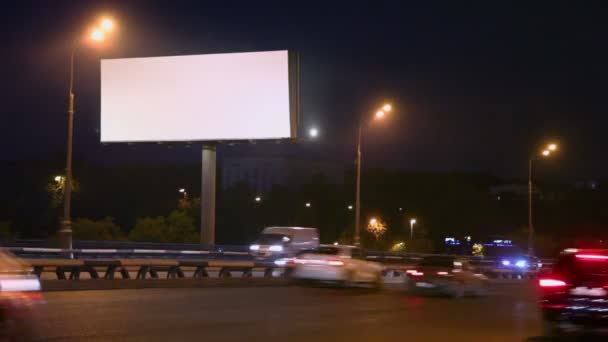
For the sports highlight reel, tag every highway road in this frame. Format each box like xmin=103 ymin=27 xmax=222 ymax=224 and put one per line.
xmin=34 ymin=282 xmax=544 ymax=341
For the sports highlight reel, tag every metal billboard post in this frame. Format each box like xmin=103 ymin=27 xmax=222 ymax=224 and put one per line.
xmin=201 ymin=144 xmax=216 ymax=246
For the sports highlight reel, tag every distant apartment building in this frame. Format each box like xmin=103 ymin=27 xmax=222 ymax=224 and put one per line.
xmin=220 ymin=157 xmax=344 ymax=193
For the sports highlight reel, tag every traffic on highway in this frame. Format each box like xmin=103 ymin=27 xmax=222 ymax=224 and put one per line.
xmin=2 ymin=241 xmax=608 ymax=340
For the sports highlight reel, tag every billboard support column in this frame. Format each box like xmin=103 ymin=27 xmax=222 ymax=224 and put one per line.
xmin=201 ymin=144 xmax=216 ymax=246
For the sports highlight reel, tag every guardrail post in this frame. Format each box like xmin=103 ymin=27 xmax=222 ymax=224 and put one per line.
xmin=87 ymin=266 xmax=99 ymax=279
xmin=104 ymin=265 xmax=116 ymax=280
xmin=193 ymin=266 xmax=208 ymax=278
xmin=68 ymin=267 xmax=80 ymax=280
xmin=33 ymin=266 xmax=43 ymax=278
xmin=56 ymin=267 xmax=67 ymax=280
xmin=219 ymin=268 xmax=231 ymax=278
xmin=137 ymin=266 xmax=148 ymax=279
xmin=119 ymin=267 xmax=130 ymax=279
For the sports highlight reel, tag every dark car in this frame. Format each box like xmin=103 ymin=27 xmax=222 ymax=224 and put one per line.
xmin=405 ymin=256 xmax=487 ymax=297
xmin=538 ymin=249 xmax=608 ymax=336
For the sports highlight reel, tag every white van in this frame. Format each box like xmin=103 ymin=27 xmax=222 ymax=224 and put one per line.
xmin=249 ymin=227 xmax=320 ymax=259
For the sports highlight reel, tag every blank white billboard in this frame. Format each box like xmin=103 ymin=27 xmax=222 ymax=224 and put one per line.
xmin=100 ymin=50 xmax=299 ymax=142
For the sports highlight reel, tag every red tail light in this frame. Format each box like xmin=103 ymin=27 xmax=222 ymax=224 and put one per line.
xmin=539 ymin=279 xmax=567 ymax=287
xmin=575 ymin=254 xmax=608 ymax=261
xmin=436 ymin=271 xmax=449 ymax=276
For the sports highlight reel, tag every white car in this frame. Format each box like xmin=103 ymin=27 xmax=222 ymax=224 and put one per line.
xmin=291 ymin=245 xmax=384 ymax=288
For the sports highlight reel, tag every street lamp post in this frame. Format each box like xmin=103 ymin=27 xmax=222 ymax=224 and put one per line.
xmin=528 ymin=143 xmax=558 ymax=256
xmin=354 ymin=103 xmax=391 ymax=246
xmin=409 ymin=218 xmax=417 ymax=241
xmin=60 ymin=18 xmax=115 ymax=250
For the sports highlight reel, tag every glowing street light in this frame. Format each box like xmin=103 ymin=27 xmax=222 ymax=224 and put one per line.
xmin=347 ymin=205 xmax=353 ymax=210
xmin=178 ymin=188 xmax=188 ymax=199
xmin=528 ymin=141 xmax=560 ymax=255
xmin=409 ymin=218 xmax=417 ymax=241
xmin=54 ymin=175 xmax=64 ymax=183
xmin=369 ymin=218 xmax=378 ymax=226
xmin=61 ymin=15 xmax=118 ymax=249
xmin=305 ymin=202 xmax=311 ymax=208
xmin=354 ymin=102 xmax=392 ymax=246
xmin=255 ymin=196 xmax=262 ymax=202
xmin=309 ymin=127 xmax=319 ymax=138
xmin=101 ymin=18 xmax=114 ymax=31
xmin=90 ymin=29 xmax=105 ymax=41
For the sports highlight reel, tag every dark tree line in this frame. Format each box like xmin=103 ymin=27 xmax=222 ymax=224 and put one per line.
xmin=1 ymin=160 xmax=607 ymax=256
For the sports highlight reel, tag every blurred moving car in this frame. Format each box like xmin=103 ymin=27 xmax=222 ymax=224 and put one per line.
xmin=249 ymin=227 xmax=319 ymax=260
xmin=0 ymin=250 xmax=43 ymax=340
xmin=497 ymin=255 xmax=542 ymax=272
xmin=538 ymin=249 xmax=608 ymax=337
xmin=405 ymin=255 xmax=487 ymax=297
xmin=291 ymin=245 xmax=383 ymax=288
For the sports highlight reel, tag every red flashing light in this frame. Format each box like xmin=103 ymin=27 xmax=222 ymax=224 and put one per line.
xmin=575 ymin=254 xmax=608 ymax=261
xmin=539 ymin=279 xmax=567 ymax=287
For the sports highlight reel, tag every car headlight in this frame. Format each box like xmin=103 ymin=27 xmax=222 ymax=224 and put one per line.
xmin=0 ymin=278 xmax=41 ymax=292
xmin=249 ymin=244 xmax=260 ymax=251
xmin=501 ymin=260 xmax=511 ymax=266
xmin=515 ymin=260 xmax=527 ymax=268
xmin=269 ymin=245 xmax=283 ymax=252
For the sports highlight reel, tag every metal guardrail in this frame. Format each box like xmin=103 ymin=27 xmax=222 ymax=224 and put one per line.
xmin=5 ymin=252 xmax=554 ymax=282
xmin=1 ymin=240 xmax=556 ymax=281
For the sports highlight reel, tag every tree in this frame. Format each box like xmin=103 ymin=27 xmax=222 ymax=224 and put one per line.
xmin=129 ymin=216 xmax=166 ymax=242
xmin=72 ymin=217 xmax=125 ymax=240
xmin=367 ymin=218 xmax=387 ymax=241
xmin=129 ymin=210 xmax=198 ymax=243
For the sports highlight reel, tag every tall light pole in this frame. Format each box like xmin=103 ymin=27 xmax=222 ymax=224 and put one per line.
xmin=409 ymin=218 xmax=417 ymax=241
xmin=179 ymin=188 xmax=188 ymax=199
xmin=60 ymin=17 xmax=115 ymax=250
xmin=528 ymin=143 xmax=558 ymax=256
xmin=354 ymin=103 xmax=392 ymax=246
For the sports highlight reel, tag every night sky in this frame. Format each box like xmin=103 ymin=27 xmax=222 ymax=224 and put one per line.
xmin=2 ymin=0 xmax=607 ymax=181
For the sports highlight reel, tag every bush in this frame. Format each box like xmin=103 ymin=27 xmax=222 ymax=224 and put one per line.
xmin=72 ymin=217 xmax=125 ymax=240
xmin=129 ymin=210 xmax=199 ymax=243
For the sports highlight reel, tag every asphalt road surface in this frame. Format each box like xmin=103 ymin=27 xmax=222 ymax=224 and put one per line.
xmin=33 ymin=282 xmax=544 ymax=341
